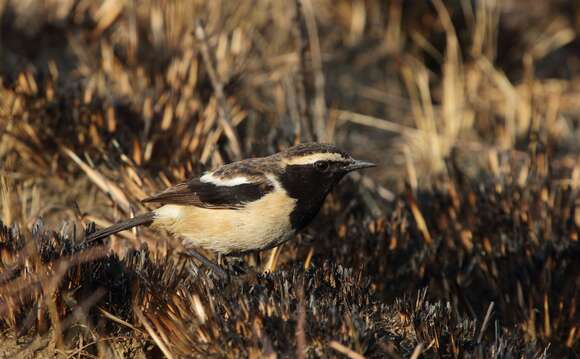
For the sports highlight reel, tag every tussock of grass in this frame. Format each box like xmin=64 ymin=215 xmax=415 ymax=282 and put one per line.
xmin=0 ymin=0 xmax=579 ymax=357
xmin=0 ymin=158 xmax=577 ymax=357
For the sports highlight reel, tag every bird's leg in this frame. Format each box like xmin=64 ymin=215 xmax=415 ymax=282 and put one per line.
xmin=253 ymin=252 xmax=262 ymax=268
xmin=217 ymin=253 xmax=224 ymax=266
xmin=185 ymin=249 xmax=228 ymax=279
xmin=218 ymin=253 xmax=235 ymax=273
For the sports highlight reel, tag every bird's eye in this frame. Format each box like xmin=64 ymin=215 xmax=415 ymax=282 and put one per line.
xmin=314 ymin=161 xmax=330 ymax=172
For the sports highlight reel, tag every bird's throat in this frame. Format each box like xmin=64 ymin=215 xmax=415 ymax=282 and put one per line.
xmin=278 ymin=166 xmax=339 ymax=230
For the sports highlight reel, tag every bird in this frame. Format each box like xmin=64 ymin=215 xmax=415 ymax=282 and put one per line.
xmin=85 ymin=143 xmax=375 ymax=277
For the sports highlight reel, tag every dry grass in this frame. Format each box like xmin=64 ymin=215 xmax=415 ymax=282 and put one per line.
xmin=0 ymin=0 xmax=579 ymax=357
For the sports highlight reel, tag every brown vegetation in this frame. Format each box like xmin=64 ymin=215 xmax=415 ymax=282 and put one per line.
xmin=0 ymin=0 xmax=579 ymax=357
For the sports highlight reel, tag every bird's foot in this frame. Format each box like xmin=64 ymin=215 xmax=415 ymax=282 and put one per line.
xmin=183 ymin=249 xmax=228 ymax=280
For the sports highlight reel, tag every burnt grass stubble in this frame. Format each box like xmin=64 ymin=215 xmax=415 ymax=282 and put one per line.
xmin=0 ymin=158 xmax=578 ymax=358
xmin=2 ymin=0 xmax=580 ymax=357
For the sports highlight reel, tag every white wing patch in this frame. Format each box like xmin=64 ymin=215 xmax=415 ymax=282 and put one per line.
xmin=284 ymin=152 xmax=347 ymax=165
xmin=265 ymin=174 xmax=282 ymax=190
xmin=151 ymin=173 xmax=295 ymax=254
xmin=200 ymin=172 xmax=251 ymax=186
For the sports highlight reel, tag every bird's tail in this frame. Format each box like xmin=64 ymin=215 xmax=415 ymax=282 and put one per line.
xmin=86 ymin=212 xmax=155 ymax=243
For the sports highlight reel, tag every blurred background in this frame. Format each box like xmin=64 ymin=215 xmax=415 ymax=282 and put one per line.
xmin=0 ymin=1 xmax=579 ymax=358
xmin=1 ymin=0 xmax=578 ymax=225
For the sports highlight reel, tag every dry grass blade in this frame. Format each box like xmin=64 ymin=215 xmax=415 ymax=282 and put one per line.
xmin=298 ymin=0 xmax=327 ymax=141
xmin=263 ymin=246 xmax=281 ymax=274
xmin=98 ymin=307 xmax=142 ymax=333
xmin=295 ymin=282 xmax=306 ymax=359
xmin=409 ymin=343 xmax=423 ymax=359
xmin=0 ymin=176 xmax=12 ymax=225
xmin=195 ymin=21 xmax=242 ymax=160
xmin=303 ymin=247 xmax=314 ymax=270
xmin=406 ymin=191 xmax=432 ymax=245
xmin=292 ymin=0 xmax=313 ymax=142
xmin=477 ymin=302 xmax=495 ymax=343
xmin=92 ymin=0 xmax=124 ymax=38
xmin=336 ymin=110 xmax=423 ymax=137
xmin=0 ymin=244 xmax=109 ymax=296
xmin=62 ymin=146 xmax=130 ymax=213
xmin=0 ymin=1 xmax=578 ymax=357
xmin=328 ymin=340 xmax=366 ymax=359
xmin=134 ymin=306 xmax=175 ymax=359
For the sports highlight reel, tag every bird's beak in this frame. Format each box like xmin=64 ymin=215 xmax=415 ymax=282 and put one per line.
xmin=344 ymin=160 xmax=376 ymax=172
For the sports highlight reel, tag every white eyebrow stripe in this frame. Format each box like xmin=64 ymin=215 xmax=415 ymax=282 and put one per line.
xmin=284 ymin=152 xmax=347 ymax=165
xmin=200 ymin=173 xmax=251 ymax=186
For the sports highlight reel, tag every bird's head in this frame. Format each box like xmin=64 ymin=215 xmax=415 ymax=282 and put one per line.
xmin=279 ymin=142 xmax=375 ymax=184
xmin=275 ymin=143 xmax=375 ymax=229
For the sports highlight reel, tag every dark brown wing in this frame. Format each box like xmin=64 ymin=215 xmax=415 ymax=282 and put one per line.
xmin=141 ymin=178 xmax=274 ymax=209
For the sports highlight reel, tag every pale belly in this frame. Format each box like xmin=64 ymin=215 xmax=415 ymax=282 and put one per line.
xmin=151 ymin=190 xmax=296 ymax=254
